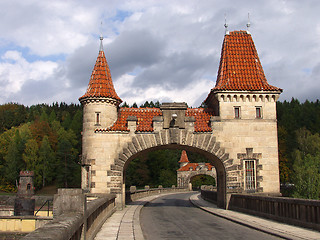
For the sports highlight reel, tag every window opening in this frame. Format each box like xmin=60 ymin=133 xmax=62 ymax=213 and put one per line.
xmin=256 ymin=107 xmax=262 ymax=118
xmin=234 ymin=107 xmax=240 ymax=119
xmin=245 ymin=160 xmax=256 ymax=190
xmin=96 ymin=112 xmax=100 ymax=125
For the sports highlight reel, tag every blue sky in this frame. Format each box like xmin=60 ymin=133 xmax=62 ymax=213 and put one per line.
xmin=0 ymin=0 xmax=319 ymax=106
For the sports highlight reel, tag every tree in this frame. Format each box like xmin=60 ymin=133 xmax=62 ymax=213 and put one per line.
xmin=191 ymin=175 xmax=216 ymax=189
xmin=291 ymin=128 xmax=320 ymax=199
xmin=4 ymin=130 xmax=24 ymax=185
xmin=23 ymin=139 xmax=42 ymax=188
xmin=56 ymin=128 xmax=80 ymax=188
xmin=39 ymin=136 xmax=56 ymax=187
xmin=292 ymin=152 xmax=320 ymax=199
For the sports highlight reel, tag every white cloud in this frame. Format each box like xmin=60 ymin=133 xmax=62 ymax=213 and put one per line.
xmin=0 ymin=50 xmax=58 ymax=102
xmin=0 ymin=0 xmax=319 ymax=106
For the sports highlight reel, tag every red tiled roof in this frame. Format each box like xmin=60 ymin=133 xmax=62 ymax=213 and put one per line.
xmin=79 ymin=50 xmax=122 ymax=103
xmin=213 ymin=31 xmax=282 ymax=92
xmin=177 ymin=163 xmax=213 ymax=171
xmin=97 ymin=107 xmax=214 ymax=133
xmin=103 ymin=107 xmax=162 ymax=132
xmin=179 ymin=150 xmax=189 ymax=163
xmin=186 ymin=108 xmax=214 ymax=132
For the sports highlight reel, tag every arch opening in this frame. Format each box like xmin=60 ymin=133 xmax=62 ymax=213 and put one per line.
xmin=121 ymin=143 xmax=227 ymax=209
xmin=189 ymin=174 xmax=216 ymax=191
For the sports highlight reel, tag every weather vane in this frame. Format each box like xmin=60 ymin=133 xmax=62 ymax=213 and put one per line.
xmin=224 ymin=14 xmax=229 ymax=35
xmin=99 ymin=21 xmax=104 ymax=51
xmin=246 ymin=13 xmax=251 ymax=33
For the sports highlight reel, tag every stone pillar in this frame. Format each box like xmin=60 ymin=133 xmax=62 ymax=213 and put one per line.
xmin=53 ymin=189 xmax=86 ymax=217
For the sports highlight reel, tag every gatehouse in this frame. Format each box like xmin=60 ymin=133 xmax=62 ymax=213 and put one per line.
xmin=79 ymin=30 xmax=282 ymax=209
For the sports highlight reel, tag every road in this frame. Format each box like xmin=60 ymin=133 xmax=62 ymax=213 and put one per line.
xmin=140 ymin=192 xmax=281 ymax=240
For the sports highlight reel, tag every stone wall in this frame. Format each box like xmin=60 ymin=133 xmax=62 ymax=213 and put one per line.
xmin=201 ymin=190 xmax=320 ymax=231
xmin=22 ymin=189 xmax=116 ymax=240
xmin=81 ymin=96 xmax=281 ymax=209
xmin=126 ymin=186 xmax=188 ymax=203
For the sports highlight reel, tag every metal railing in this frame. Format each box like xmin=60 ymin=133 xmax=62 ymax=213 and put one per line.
xmin=34 ymin=199 xmax=52 ymax=216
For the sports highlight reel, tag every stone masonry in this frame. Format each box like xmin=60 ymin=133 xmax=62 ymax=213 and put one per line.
xmin=79 ymin=30 xmax=282 ymax=209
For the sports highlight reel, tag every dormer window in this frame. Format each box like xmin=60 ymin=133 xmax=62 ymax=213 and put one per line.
xmin=256 ymin=107 xmax=262 ymax=119
xmin=234 ymin=107 xmax=240 ymax=119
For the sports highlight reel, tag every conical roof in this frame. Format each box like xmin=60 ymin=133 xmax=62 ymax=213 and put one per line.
xmin=79 ymin=39 xmax=122 ymax=103
xmin=213 ymin=31 xmax=282 ymax=92
xmin=178 ymin=150 xmax=190 ymax=163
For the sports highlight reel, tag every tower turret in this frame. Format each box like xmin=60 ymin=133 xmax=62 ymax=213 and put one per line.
xmin=79 ymin=35 xmax=122 ymax=130
xmin=79 ymin=35 xmax=122 ymax=191
xmin=205 ymin=30 xmax=282 ymax=119
xmin=178 ymin=150 xmax=190 ymax=168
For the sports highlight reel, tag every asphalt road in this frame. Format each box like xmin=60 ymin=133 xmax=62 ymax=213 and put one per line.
xmin=140 ymin=192 xmax=281 ymax=240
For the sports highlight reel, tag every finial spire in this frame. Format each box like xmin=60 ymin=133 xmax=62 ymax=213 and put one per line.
xmin=99 ymin=21 xmax=104 ymax=51
xmin=224 ymin=14 xmax=229 ymax=35
xmin=246 ymin=13 xmax=251 ymax=34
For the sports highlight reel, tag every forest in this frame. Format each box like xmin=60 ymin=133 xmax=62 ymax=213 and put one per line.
xmin=0 ymin=99 xmax=319 ymax=199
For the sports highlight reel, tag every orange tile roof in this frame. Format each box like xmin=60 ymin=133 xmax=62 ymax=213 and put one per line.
xmin=79 ymin=50 xmax=122 ymax=103
xmin=213 ymin=31 xmax=282 ymax=92
xmin=186 ymin=108 xmax=214 ymax=132
xmin=99 ymin=107 xmax=162 ymax=132
xmin=179 ymin=150 xmax=190 ymax=163
xmin=97 ymin=107 xmax=214 ymax=133
xmin=177 ymin=163 xmax=213 ymax=171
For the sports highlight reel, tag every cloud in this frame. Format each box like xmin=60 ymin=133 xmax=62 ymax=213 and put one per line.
xmin=0 ymin=51 xmax=58 ymax=104
xmin=0 ymin=0 xmax=319 ymax=106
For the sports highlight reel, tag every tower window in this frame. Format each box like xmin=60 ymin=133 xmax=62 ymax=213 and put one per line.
xmin=234 ymin=107 xmax=240 ymax=119
xmin=256 ymin=107 xmax=262 ymax=118
xmin=95 ymin=112 xmax=101 ymax=125
xmin=244 ymin=160 xmax=256 ymax=191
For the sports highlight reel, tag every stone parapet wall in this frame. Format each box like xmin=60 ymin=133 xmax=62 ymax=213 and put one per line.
xmin=228 ymin=194 xmax=320 ymax=231
xmin=22 ymin=189 xmax=116 ymax=240
xmin=126 ymin=187 xmax=188 ymax=203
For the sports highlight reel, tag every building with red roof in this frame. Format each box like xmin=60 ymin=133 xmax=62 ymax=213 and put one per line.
xmin=177 ymin=151 xmax=216 ymax=189
xmin=80 ymin=28 xmax=282 ymax=209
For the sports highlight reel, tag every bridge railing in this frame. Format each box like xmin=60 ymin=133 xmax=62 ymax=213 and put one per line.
xmin=126 ymin=185 xmax=188 ymax=203
xmin=22 ymin=189 xmax=116 ymax=240
xmin=201 ymin=189 xmax=320 ymax=231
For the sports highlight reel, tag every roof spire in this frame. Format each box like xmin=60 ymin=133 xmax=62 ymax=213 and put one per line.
xmin=246 ymin=13 xmax=251 ymax=34
xmin=224 ymin=14 xmax=229 ymax=35
xmin=99 ymin=21 xmax=104 ymax=51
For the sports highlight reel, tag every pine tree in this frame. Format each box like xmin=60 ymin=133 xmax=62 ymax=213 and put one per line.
xmin=4 ymin=130 xmax=24 ymax=185
xmin=39 ymin=136 xmax=56 ymax=187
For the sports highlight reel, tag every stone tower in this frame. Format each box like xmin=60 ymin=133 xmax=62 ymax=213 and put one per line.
xmin=79 ymin=36 xmax=122 ymax=191
xmin=205 ymin=30 xmax=282 ymax=193
xmin=178 ymin=150 xmax=189 ymax=168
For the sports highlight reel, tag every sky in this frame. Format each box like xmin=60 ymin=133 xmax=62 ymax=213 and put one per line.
xmin=0 ymin=0 xmax=319 ymax=107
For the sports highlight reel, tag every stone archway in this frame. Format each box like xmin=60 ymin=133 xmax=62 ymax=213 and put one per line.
xmin=186 ymin=173 xmax=216 ymax=190
xmin=107 ymin=129 xmax=235 ymax=209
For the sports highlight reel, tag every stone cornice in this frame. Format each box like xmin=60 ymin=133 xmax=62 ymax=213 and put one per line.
xmin=79 ymin=97 xmax=121 ymax=106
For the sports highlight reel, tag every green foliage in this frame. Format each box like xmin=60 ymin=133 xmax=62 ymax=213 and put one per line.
xmin=290 ymin=128 xmax=320 ymax=199
xmin=191 ymin=175 xmax=216 ymax=190
xmin=0 ymin=102 xmax=82 ymax=192
xmin=39 ymin=136 xmax=56 ymax=187
xmin=277 ymin=99 xmax=320 ymax=199
xmin=4 ymin=130 xmax=24 ymax=185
